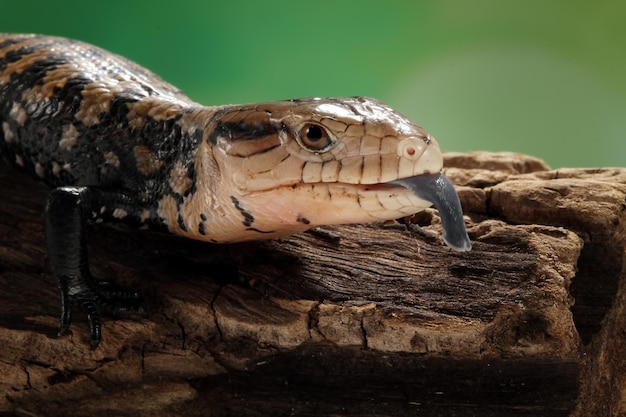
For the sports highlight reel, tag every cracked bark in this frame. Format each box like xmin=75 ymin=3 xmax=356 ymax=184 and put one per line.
xmin=0 ymin=152 xmax=625 ymax=416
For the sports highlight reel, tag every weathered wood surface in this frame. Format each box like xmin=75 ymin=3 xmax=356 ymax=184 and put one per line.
xmin=0 ymin=152 xmax=624 ymax=416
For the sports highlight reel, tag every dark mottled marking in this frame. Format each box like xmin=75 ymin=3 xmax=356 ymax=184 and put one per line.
xmin=296 ymin=215 xmax=310 ymax=225
xmin=0 ymin=37 xmax=28 ymax=51
xmin=0 ymin=47 xmax=36 ymax=72
xmin=208 ymin=119 xmax=277 ymax=145
xmin=200 ymin=213 xmax=208 ymax=221
xmin=230 ymin=195 xmax=254 ymax=227
xmin=246 ymin=227 xmax=275 ymax=234
xmin=0 ymin=37 xmax=59 ymax=70
xmin=198 ymin=222 xmax=206 ymax=236
xmin=177 ymin=212 xmax=187 ymax=231
xmin=183 ymin=159 xmax=197 ymax=197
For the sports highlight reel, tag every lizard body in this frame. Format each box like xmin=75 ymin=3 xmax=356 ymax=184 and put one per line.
xmin=0 ymin=34 xmax=470 ymax=348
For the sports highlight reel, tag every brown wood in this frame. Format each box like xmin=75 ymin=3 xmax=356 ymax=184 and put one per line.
xmin=0 ymin=152 xmax=624 ymax=416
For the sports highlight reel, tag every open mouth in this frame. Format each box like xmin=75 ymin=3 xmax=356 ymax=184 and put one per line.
xmin=392 ymin=173 xmax=472 ymax=252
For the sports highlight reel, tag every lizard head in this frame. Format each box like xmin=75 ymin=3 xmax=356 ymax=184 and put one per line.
xmin=191 ymin=97 xmax=470 ymax=250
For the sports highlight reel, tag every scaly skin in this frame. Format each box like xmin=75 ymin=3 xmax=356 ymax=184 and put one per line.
xmin=0 ymin=34 xmax=469 ymax=348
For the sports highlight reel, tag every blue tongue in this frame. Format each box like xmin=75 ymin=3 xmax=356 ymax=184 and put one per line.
xmin=392 ymin=173 xmax=471 ymax=252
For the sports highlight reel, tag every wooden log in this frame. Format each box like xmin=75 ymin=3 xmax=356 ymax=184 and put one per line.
xmin=0 ymin=152 xmax=624 ymax=416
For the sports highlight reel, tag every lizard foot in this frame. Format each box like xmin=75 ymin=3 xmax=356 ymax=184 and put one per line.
xmin=58 ymin=280 xmax=145 ymax=349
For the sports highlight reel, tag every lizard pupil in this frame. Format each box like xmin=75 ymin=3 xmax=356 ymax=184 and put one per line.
xmin=306 ymin=125 xmax=323 ymax=142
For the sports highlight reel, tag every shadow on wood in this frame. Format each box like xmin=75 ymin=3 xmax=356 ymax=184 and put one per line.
xmin=0 ymin=152 xmax=624 ymax=416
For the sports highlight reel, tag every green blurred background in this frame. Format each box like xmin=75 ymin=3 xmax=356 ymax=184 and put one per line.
xmin=2 ymin=0 xmax=624 ymax=168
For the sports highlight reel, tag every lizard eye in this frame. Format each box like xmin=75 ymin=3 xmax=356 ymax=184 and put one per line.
xmin=297 ymin=123 xmax=333 ymax=152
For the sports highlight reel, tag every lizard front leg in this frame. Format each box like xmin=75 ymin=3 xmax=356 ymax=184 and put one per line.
xmin=45 ymin=187 xmax=144 ymax=349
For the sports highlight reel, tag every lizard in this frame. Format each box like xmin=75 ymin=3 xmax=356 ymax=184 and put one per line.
xmin=0 ymin=34 xmax=471 ymax=348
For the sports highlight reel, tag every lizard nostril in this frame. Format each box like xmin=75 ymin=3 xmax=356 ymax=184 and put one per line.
xmin=397 ymin=137 xmax=426 ymax=160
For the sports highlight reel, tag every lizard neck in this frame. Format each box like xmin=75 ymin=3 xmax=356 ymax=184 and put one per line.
xmin=150 ymin=105 xmax=227 ymax=240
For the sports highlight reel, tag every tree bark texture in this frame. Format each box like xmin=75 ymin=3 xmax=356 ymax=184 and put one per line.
xmin=0 ymin=152 xmax=624 ymax=416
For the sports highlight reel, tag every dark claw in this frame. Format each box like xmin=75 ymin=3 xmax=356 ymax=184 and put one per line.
xmin=58 ymin=279 xmax=144 ymax=349
xmin=58 ymin=291 xmax=74 ymax=337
